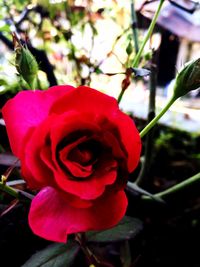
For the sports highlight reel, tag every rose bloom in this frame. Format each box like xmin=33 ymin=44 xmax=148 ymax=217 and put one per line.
xmin=2 ymin=85 xmax=141 ymax=242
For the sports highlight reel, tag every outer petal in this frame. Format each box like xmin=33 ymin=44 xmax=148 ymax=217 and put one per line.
xmin=21 ymin=111 xmax=84 ymax=188
xmin=20 ymin=115 xmax=56 ymax=188
xmin=54 ymin=158 xmax=117 ymax=199
xmin=2 ymin=85 xmax=75 ymax=157
xmin=28 ymin=187 xmax=127 ymax=243
xmin=22 ymin=110 xmax=118 ymax=194
xmin=50 ymin=86 xmax=119 ymax=117
xmin=110 ymin=111 xmax=141 ymax=172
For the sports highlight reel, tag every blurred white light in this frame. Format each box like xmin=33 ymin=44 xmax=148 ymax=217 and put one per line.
xmin=50 ymin=0 xmax=65 ymax=3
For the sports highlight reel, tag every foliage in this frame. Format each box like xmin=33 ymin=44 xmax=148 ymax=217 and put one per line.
xmin=86 ymin=216 xmax=143 ymax=243
xmin=22 ymin=240 xmax=80 ymax=267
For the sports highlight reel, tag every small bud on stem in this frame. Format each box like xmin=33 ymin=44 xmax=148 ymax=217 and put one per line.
xmin=173 ymin=58 xmax=200 ymax=99
xmin=140 ymin=58 xmax=200 ymax=138
xmin=12 ymin=32 xmax=38 ymax=90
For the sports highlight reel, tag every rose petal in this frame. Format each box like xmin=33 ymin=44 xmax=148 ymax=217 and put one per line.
xmin=50 ymin=112 xmax=100 ymax=154
xmin=2 ymin=85 xmax=75 ymax=157
xmin=50 ymin=86 xmax=119 ymax=117
xmin=28 ymin=186 xmax=127 ymax=243
xmin=60 ymin=159 xmax=93 ymax=178
xmin=58 ymin=136 xmax=94 ymax=178
xmin=21 ymin=111 xmax=101 ymax=188
xmin=101 ymin=130 xmax=126 ymax=162
xmin=54 ymin=169 xmax=117 ymax=199
xmin=20 ymin=116 xmax=56 ymax=188
xmin=54 ymin=156 xmax=117 ymax=199
xmin=109 ymin=111 xmax=141 ymax=172
xmin=50 ymin=112 xmax=101 ymax=176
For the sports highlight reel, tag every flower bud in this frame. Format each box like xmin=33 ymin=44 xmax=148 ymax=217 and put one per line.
xmin=13 ymin=34 xmax=38 ymax=89
xmin=173 ymin=58 xmax=200 ymax=99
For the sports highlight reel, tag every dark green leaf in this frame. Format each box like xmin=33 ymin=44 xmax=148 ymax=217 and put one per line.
xmin=21 ymin=240 xmax=80 ymax=267
xmin=86 ymin=216 xmax=143 ymax=243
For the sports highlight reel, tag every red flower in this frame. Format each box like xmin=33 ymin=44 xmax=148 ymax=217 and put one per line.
xmin=2 ymin=85 xmax=141 ymax=242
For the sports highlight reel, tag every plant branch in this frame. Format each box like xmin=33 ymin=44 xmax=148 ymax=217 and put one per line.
xmin=0 ymin=164 xmax=34 ymax=201
xmin=126 ymin=182 xmax=165 ymax=204
xmin=0 ymin=181 xmax=19 ymax=198
xmin=132 ymin=0 xmax=164 ymax=68
xmin=139 ymin=94 xmax=176 ymax=138
xmin=75 ymin=233 xmax=98 ymax=266
xmin=117 ymin=0 xmax=164 ymax=103
xmin=143 ymin=172 xmax=200 ymax=201
xmin=136 ymin=61 xmax=157 ymax=186
xmin=117 ymin=88 xmax=125 ymax=104
xmin=131 ymin=0 xmax=139 ymax=54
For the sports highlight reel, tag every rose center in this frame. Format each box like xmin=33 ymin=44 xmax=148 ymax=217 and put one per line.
xmin=68 ymin=140 xmax=101 ymax=166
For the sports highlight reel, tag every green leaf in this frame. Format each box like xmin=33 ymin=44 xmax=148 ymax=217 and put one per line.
xmin=86 ymin=216 xmax=143 ymax=243
xmin=21 ymin=240 xmax=80 ymax=267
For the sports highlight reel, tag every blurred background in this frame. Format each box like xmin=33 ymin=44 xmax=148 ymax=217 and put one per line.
xmin=0 ymin=0 xmax=200 ymax=133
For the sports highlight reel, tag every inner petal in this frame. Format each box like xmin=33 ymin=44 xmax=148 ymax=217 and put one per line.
xmin=68 ymin=139 xmax=101 ymax=166
xmin=58 ymin=139 xmax=102 ymax=179
xmin=68 ymin=147 xmax=93 ymax=165
xmin=60 ymin=158 xmax=93 ymax=178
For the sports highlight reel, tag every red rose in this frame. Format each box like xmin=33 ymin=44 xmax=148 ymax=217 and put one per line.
xmin=2 ymin=85 xmax=141 ymax=242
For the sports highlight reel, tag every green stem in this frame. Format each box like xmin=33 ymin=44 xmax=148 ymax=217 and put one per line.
xmin=157 ymin=172 xmax=200 ymax=198
xmin=75 ymin=233 xmax=98 ymax=266
xmin=0 ymin=181 xmax=19 ymax=198
xmin=143 ymin=172 xmax=200 ymax=200
xmin=117 ymin=89 xmax=125 ymax=103
xmin=139 ymin=95 xmax=176 ymax=138
xmin=132 ymin=0 xmax=165 ymax=68
xmin=131 ymin=0 xmax=139 ymax=54
xmin=136 ymin=62 xmax=157 ymax=186
xmin=118 ymin=0 xmax=164 ymax=103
